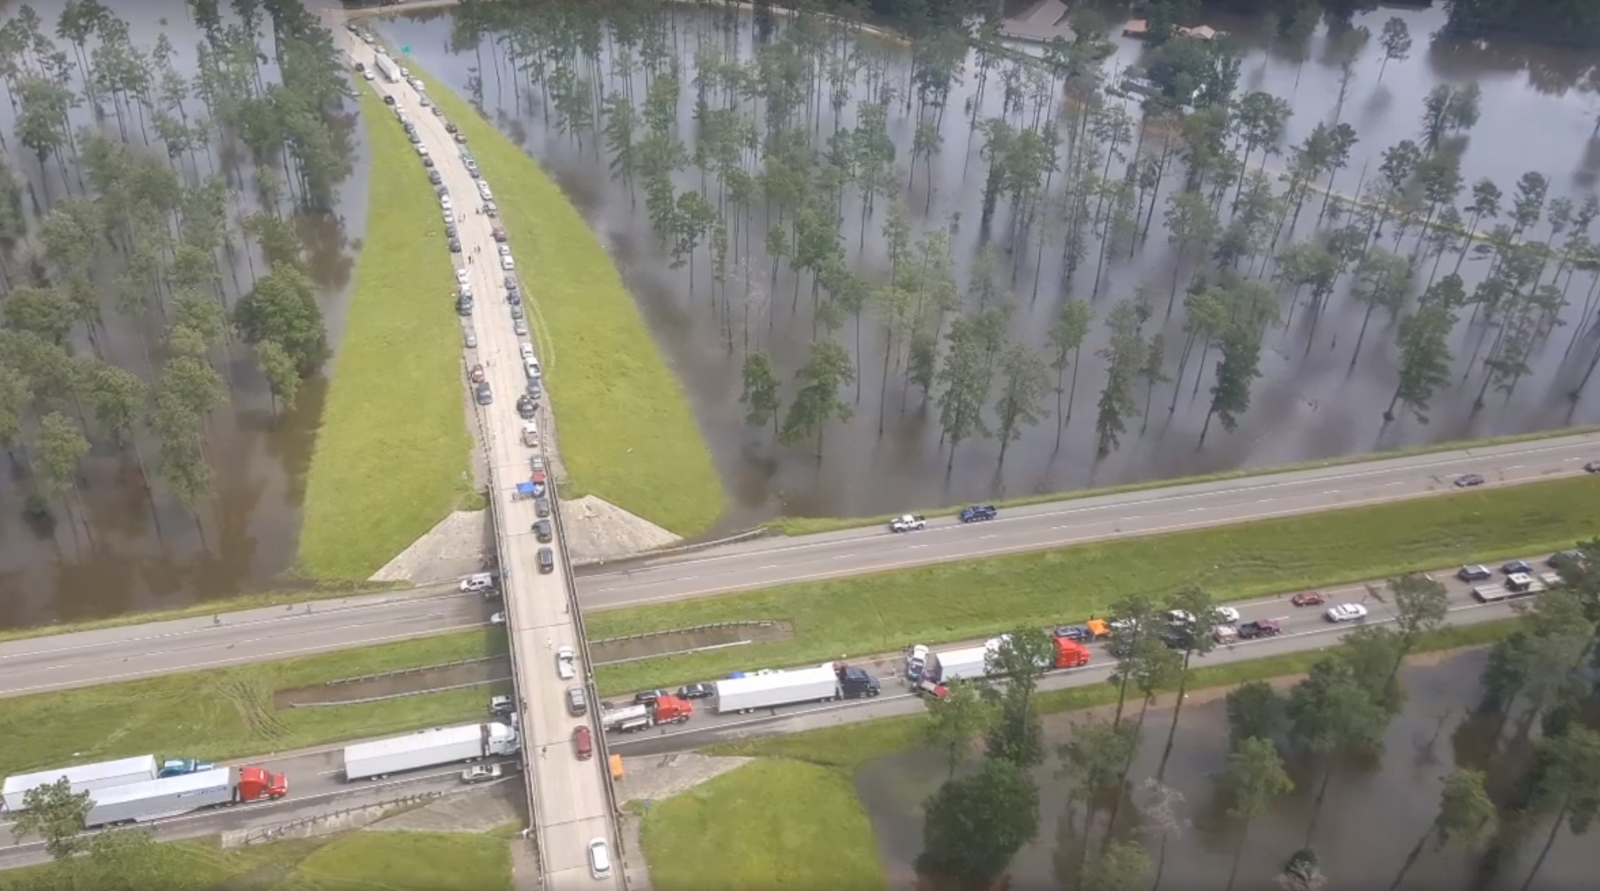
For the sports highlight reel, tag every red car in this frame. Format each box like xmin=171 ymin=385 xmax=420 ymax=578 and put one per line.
xmin=1291 ymin=591 xmax=1325 ymax=607
xmin=469 ymin=363 xmax=485 ymax=383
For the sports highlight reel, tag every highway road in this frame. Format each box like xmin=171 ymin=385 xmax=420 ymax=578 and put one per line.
xmin=577 ymin=432 xmax=1600 ymax=609
xmin=336 ymin=31 xmax=621 ymax=891
xmin=1 ymin=432 xmax=1596 ymax=698
xmin=601 ymin=560 xmax=1541 ymax=756
xmin=0 ymin=737 xmax=524 ymax=871
xmin=0 ymin=557 xmax=1534 ymax=872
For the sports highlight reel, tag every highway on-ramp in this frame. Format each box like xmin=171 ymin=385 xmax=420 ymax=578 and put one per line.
xmin=0 ymin=433 xmax=1595 ymax=698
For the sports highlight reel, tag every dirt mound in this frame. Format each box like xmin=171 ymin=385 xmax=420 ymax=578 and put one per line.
xmin=274 ymin=658 xmax=512 ymax=708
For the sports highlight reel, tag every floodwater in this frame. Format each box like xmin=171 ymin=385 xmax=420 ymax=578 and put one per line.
xmin=379 ymin=3 xmax=1600 ymax=531
xmin=0 ymin=0 xmax=368 ymax=628
xmin=854 ymin=650 xmax=1597 ymax=891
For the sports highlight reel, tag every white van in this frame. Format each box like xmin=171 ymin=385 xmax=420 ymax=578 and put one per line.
xmin=459 ymin=573 xmax=495 ymax=594
xmin=519 ymin=343 xmax=535 ymax=362
xmin=521 ymin=422 xmax=539 ymax=447
xmin=524 ymin=357 xmax=541 ymax=380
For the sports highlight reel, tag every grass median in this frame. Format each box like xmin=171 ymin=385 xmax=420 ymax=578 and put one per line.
xmin=639 ymin=759 xmax=886 ymax=891
xmin=0 ymin=830 xmax=511 ymax=891
xmin=589 ymin=474 xmax=1600 ymax=694
xmin=411 ymin=63 xmax=725 ymax=538
xmin=298 ymin=84 xmax=474 ymax=580
xmin=0 ymin=631 xmax=504 ymax=776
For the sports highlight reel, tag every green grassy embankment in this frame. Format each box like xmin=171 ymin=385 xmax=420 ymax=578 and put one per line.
xmin=0 ymin=830 xmax=511 ymax=891
xmin=0 ymin=631 xmax=504 ymax=777
xmin=411 ymin=62 xmax=725 ymax=538
xmin=638 ymin=759 xmax=886 ymax=891
xmin=589 ymin=474 xmax=1600 ymax=694
xmin=297 ymin=84 xmax=474 ymax=581
xmin=771 ymin=426 xmax=1600 ymax=536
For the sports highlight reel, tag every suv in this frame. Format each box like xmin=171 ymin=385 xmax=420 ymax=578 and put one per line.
xmin=537 ymin=546 xmax=555 ymax=573
xmin=533 ymin=519 xmax=553 ymax=543
xmin=535 ymin=496 xmax=551 ymax=518
xmin=959 ymin=504 xmax=998 ymax=523
xmin=566 ymin=686 xmax=587 ymax=715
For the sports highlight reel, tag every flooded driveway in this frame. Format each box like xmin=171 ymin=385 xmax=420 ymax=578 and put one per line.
xmin=377 ymin=4 xmax=1600 ymax=532
xmin=0 ymin=0 xmax=368 ymax=628
xmin=853 ymin=650 xmax=1595 ymax=890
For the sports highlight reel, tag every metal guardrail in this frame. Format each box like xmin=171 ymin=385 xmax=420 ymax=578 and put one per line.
xmin=590 ymin=620 xmax=777 ymax=645
xmin=288 ymin=675 xmax=510 ymax=707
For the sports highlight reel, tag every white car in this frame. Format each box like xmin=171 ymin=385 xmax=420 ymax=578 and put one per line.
xmin=1214 ymin=606 xmax=1241 ymax=624
xmin=417 ymin=145 xmax=429 ymax=158
xmin=455 ymin=268 xmax=470 ymax=286
xmin=500 ymin=255 xmax=515 ymax=271
xmin=513 ymin=318 xmax=528 ymax=335
xmin=587 ymin=838 xmax=611 ymax=879
xmin=461 ymin=763 xmax=502 ymax=784
xmin=497 ymin=243 xmax=511 ymax=258
xmin=362 ymin=70 xmax=374 ymax=80
xmin=490 ymin=612 xmax=506 ymax=625
xmin=1167 ymin=609 xmax=1195 ymax=626
xmin=519 ymin=342 xmax=535 ymax=362
xmin=440 ymin=194 xmax=453 ymax=212
xmin=556 ymin=646 xmax=576 ymax=680
xmin=1325 ymin=603 xmax=1368 ymax=623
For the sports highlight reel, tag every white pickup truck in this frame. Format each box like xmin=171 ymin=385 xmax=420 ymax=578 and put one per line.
xmin=889 ymin=514 xmax=926 ymax=533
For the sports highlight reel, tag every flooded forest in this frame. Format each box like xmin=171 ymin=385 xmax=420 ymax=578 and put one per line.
xmin=385 ymin=0 xmax=1600 ymax=525
xmin=0 ymin=0 xmax=359 ymax=626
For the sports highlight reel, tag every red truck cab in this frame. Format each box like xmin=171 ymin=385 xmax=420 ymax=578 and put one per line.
xmin=649 ymin=695 xmax=694 ymax=724
xmin=235 ymin=766 xmax=289 ymax=802
xmin=1052 ymin=638 xmax=1092 ymax=668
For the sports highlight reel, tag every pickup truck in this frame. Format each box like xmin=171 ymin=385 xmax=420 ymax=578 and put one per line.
xmin=959 ymin=504 xmax=998 ymax=523
xmin=1237 ymin=619 xmax=1282 ymax=639
xmin=889 ymin=514 xmax=927 ymax=533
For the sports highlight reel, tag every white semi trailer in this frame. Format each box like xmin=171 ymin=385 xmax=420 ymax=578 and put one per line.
xmin=374 ymin=54 xmax=401 ymax=84
xmin=3 ymin=755 xmax=160 ymax=813
xmin=714 ymin=664 xmax=839 ymax=714
xmin=83 ymin=766 xmax=287 ymax=827
xmin=343 ymin=723 xmax=519 ymax=781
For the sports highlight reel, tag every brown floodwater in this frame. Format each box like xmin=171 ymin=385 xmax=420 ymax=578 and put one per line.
xmin=854 ymin=650 xmax=1598 ymax=891
xmin=0 ymin=0 xmax=369 ymax=628
xmin=378 ymin=3 xmax=1600 ymax=533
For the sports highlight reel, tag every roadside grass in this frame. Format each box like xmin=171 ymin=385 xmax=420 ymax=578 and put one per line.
xmin=410 ymin=61 xmax=725 ymax=538
xmin=638 ymin=759 xmax=886 ymax=891
xmin=0 ymin=830 xmax=510 ymax=891
xmin=286 ymin=830 xmax=511 ymax=891
xmin=0 ymin=581 xmax=411 ymax=644
xmin=588 ymin=474 xmax=1600 ymax=694
xmin=297 ymin=83 xmax=473 ymax=581
xmin=0 ymin=631 xmax=505 ymax=777
xmin=704 ymin=619 xmax=1516 ymax=769
xmin=771 ymin=426 xmax=1600 ymax=536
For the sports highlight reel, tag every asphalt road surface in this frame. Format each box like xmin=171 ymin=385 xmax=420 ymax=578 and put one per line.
xmin=337 ymin=31 xmax=621 ymax=891
xmin=603 ymin=561 xmax=1541 ymax=756
xmin=1 ymin=433 xmax=1595 ymax=698
xmin=0 ymin=740 xmax=524 ymax=870
xmin=578 ymin=433 xmax=1600 ymax=610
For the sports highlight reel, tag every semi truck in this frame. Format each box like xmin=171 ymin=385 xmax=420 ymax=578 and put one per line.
xmin=374 ymin=54 xmax=401 ymax=84
xmin=907 ymin=637 xmax=1090 ymax=684
xmin=600 ymin=695 xmax=694 ymax=733
xmin=343 ymin=722 xmax=519 ymax=781
xmin=713 ymin=663 xmax=881 ymax=714
xmin=83 ymin=766 xmax=287 ymax=827
xmin=3 ymin=754 xmax=219 ymax=812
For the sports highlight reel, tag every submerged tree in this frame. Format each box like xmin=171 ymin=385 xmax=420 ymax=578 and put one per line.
xmin=779 ymin=338 xmax=854 ymax=460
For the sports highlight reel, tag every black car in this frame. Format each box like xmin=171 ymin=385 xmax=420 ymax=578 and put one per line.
xmin=1458 ymin=564 xmax=1493 ymax=582
xmin=1502 ymin=559 xmax=1534 ymax=575
xmin=382 ymin=94 xmax=396 ymax=106
xmin=422 ymin=155 xmax=434 ymax=168
xmin=445 ymin=121 xmax=458 ymax=133
xmin=507 ymin=290 xmax=521 ymax=306
xmin=534 ymin=496 xmax=551 ymax=518
xmin=533 ymin=519 xmax=553 ymax=543
xmin=1053 ymin=625 xmax=1092 ymax=642
xmin=428 ymin=170 xmax=442 ymax=185
xmin=677 ymin=683 xmax=714 ymax=700
xmin=634 ymin=689 xmax=670 ymax=705
xmin=448 ymin=238 xmax=461 ymax=253
xmin=445 ymin=222 xmax=457 ymax=238
xmin=473 ymin=381 xmax=492 ymax=405
xmin=456 ymin=296 xmax=473 ymax=316
xmin=516 ymin=394 xmax=536 ymax=420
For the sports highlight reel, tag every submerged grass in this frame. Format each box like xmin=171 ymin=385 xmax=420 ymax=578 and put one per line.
xmin=590 ymin=474 xmax=1600 ymax=694
xmin=298 ymin=84 xmax=473 ymax=580
xmin=0 ymin=631 xmax=505 ymax=777
xmin=411 ymin=62 xmax=725 ymax=538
